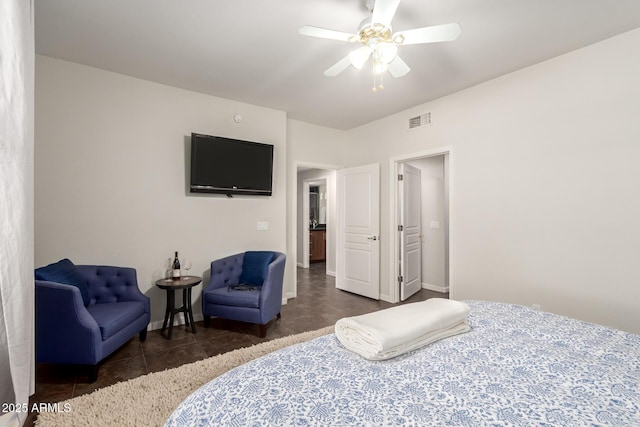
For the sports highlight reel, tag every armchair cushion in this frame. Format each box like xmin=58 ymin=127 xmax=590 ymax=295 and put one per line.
xmin=35 ymin=258 xmax=90 ymax=306
xmin=204 ymin=287 xmax=261 ymax=308
xmin=86 ymin=301 xmax=147 ymax=340
xmin=238 ymin=251 xmax=274 ymax=286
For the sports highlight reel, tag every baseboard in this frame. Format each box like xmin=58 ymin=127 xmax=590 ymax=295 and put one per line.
xmin=296 ymin=262 xmax=304 ymax=268
xmin=326 ymin=270 xmax=336 ymax=277
xmin=148 ymin=313 xmax=204 ymax=331
xmin=422 ymin=282 xmax=449 ymax=293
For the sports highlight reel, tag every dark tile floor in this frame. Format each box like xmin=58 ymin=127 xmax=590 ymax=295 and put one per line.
xmin=27 ymin=262 xmax=447 ymax=425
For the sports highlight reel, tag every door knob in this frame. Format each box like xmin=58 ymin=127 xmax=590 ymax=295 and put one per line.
xmin=367 ymin=235 xmax=378 ymax=241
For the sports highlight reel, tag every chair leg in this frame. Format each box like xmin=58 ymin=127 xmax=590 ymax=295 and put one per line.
xmin=139 ymin=327 xmax=148 ymax=341
xmin=203 ymin=315 xmax=211 ymax=327
xmin=258 ymin=313 xmax=281 ymax=338
xmin=87 ymin=364 xmax=99 ymax=383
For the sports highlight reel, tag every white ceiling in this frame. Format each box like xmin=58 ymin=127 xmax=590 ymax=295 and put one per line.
xmin=35 ymin=0 xmax=640 ymax=130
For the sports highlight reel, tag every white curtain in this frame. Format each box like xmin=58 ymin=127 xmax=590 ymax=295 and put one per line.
xmin=0 ymin=1 xmax=35 ymax=426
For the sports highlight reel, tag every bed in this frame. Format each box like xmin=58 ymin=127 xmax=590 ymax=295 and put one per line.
xmin=166 ymin=301 xmax=640 ymax=426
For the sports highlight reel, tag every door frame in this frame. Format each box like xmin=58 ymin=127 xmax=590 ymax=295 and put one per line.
xmin=389 ymin=146 xmax=454 ymax=303
xmin=293 ymin=161 xmax=341 ymax=299
xmin=302 ymin=177 xmax=328 ymax=269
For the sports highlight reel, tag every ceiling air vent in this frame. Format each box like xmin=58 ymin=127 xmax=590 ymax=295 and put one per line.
xmin=408 ymin=113 xmax=431 ymax=129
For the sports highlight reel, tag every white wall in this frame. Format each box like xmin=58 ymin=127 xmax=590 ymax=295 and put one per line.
xmin=286 ymin=119 xmax=349 ymax=167
xmin=286 ymin=120 xmax=348 ymax=296
xmin=347 ymin=29 xmax=640 ymax=334
xmin=35 ymin=56 xmax=288 ymax=327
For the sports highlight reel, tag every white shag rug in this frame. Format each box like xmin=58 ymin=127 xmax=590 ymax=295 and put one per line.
xmin=35 ymin=326 xmax=333 ymax=427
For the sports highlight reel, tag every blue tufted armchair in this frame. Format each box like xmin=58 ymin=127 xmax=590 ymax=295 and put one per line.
xmin=35 ymin=260 xmax=150 ymax=381
xmin=202 ymin=251 xmax=285 ymax=337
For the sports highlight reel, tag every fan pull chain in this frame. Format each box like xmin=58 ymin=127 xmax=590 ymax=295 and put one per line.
xmin=372 ymin=65 xmax=385 ymax=93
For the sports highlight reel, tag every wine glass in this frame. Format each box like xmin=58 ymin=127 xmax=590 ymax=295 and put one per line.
xmin=182 ymin=259 xmax=192 ymax=278
xmin=165 ymin=258 xmax=173 ymax=281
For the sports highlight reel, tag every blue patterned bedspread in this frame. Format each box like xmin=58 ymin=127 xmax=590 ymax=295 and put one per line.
xmin=166 ymin=301 xmax=640 ymax=426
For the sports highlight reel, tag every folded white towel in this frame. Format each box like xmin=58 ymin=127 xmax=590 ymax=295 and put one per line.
xmin=335 ymin=298 xmax=471 ymax=360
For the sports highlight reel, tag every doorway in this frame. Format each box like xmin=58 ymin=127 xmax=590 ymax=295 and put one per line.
xmin=307 ymin=180 xmax=327 ymax=266
xmin=391 ymin=147 xmax=452 ymax=302
xmin=296 ymin=166 xmax=337 ymax=277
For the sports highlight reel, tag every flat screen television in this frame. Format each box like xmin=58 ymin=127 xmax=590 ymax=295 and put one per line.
xmin=190 ymin=133 xmax=274 ymax=196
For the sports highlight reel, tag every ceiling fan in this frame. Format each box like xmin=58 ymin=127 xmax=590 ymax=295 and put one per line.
xmin=299 ymin=0 xmax=461 ymax=89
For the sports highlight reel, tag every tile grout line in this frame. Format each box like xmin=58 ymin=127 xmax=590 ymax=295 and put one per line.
xmin=140 ymin=341 xmax=149 ymax=375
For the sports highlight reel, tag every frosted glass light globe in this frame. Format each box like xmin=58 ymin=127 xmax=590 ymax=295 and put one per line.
xmin=376 ymin=42 xmax=397 ymax=64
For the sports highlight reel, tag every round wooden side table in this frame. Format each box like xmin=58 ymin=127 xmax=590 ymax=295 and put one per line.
xmin=155 ymin=276 xmax=202 ymax=340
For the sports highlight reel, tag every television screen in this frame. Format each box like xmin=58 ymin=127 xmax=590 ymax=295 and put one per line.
xmin=190 ymin=133 xmax=274 ymax=196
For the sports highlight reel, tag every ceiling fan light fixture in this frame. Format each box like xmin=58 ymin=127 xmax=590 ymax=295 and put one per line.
xmin=372 ymin=58 xmax=389 ymax=75
xmin=376 ymin=42 xmax=397 ymax=64
xmin=349 ymin=46 xmax=371 ymax=70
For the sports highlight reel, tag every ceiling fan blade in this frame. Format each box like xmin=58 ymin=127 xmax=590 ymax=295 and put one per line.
xmin=394 ymin=23 xmax=462 ymax=45
xmin=324 ymin=55 xmax=353 ymax=77
xmin=388 ymin=55 xmax=411 ymax=78
xmin=371 ymin=0 xmax=400 ymax=27
xmin=299 ymin=25 xmax=356 ymax=42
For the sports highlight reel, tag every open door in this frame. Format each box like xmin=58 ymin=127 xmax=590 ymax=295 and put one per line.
xmin=336 ymin=164 xmax=380 ymax=299
xmin=399 ymin=163 xmax=422 ymax=300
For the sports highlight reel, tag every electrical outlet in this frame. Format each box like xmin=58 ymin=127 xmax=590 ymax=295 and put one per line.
xmin=256 ymin=221 xmax=269 ymax=231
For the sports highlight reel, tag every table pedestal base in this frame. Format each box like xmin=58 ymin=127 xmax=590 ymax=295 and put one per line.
xmin=156 ymin=277 xmax=202 ymax=339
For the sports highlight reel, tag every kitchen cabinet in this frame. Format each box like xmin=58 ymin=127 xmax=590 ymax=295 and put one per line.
xmin=309 ymin=229 xmax=326 ymax=262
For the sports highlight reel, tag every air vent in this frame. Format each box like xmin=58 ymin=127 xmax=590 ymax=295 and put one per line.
xmin=408 ymin=113 xmax=431 ymax=129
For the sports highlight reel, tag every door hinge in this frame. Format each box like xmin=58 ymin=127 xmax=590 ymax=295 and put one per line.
xmin=398 ymin=174 xmax=404 ymax=181
xmin=398 ymin=275 xmax=403 ymax=283
xmin=398 ymin=225 xmax=403 ymax=231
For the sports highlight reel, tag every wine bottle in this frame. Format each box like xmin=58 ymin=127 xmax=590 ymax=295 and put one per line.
xmin=172 ymin=251 xmax=181 ymax=280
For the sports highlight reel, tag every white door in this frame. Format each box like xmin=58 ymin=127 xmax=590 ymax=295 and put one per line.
xmin=399 ymin=163 xmax=422 ymax=301
xmin=336 ymin=164 xmax=380 ymax=299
